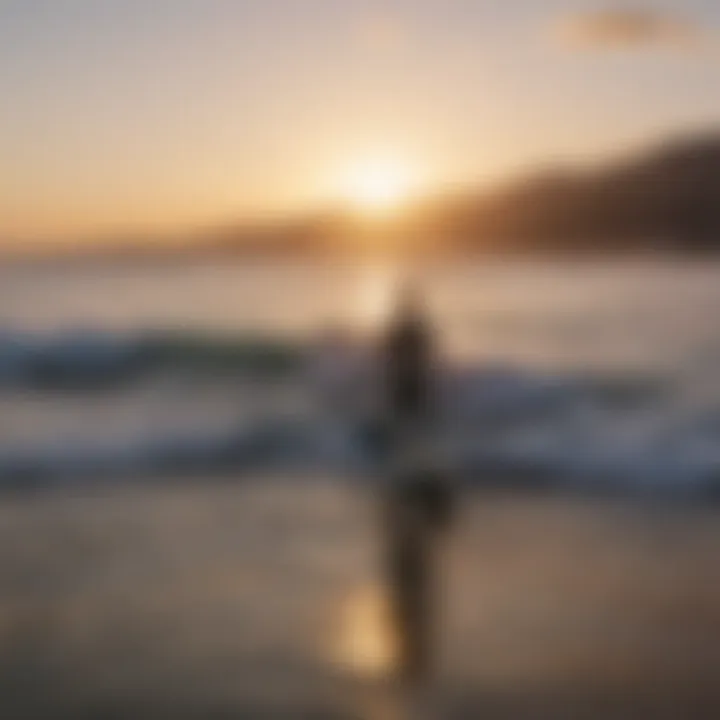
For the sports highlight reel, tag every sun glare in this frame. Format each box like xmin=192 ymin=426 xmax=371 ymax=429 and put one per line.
xmin=343 ymin=158 xmax=415 ymax=215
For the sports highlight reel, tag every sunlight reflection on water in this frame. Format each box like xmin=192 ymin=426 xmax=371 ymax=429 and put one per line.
xmin=331 ymin=584 xmax=434 ymax=720
xmin=333 ymin=584 xmax=398 ymax=680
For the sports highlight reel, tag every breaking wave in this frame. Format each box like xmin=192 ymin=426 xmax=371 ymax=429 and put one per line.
xmin=1 ymin=329 xmax=719 ymax=499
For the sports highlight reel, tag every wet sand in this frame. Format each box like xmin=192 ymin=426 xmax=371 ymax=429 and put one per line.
xmin=0 ymin=478 xmax=718 ymax=719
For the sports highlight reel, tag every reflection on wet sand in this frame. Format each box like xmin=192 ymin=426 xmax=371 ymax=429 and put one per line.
xmin=1 ymin=478 xmax=720 ymax=718
xmin=332 ymin=570 xmax=449 ymax=719
xmin=333 ymin=584 xmax=435 ymax=720
xmin=334 ymin=585 xmax=398 ymax=679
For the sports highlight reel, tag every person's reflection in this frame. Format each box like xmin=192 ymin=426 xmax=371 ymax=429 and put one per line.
xmin=382 ymin=453 xmax=453 ymax=685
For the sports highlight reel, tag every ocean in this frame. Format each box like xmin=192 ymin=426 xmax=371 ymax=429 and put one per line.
xmin=1 ymin=257 xmax=720 ymax=718
xmin=2 ymin=258 xmax=720 ymax=495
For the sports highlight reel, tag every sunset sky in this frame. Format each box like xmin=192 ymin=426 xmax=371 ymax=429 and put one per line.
xmin=1 ymin=0 xmax=718 ymax=244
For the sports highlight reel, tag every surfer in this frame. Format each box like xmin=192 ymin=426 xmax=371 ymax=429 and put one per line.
xmin=382 ymin=282 xmax=434 ymax=432
xmin=380 ymin=282 xmax=454 ymax=685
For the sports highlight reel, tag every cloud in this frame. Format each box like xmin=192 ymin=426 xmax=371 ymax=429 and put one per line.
xmin=553 ymin=9 xmax=702 ymax=51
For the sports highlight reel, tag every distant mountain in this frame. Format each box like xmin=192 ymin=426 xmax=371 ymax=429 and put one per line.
xmin=211 ymin=131 xmax=720 ymax=256
xmin=392 ymin=131 xmax=720 ymax=255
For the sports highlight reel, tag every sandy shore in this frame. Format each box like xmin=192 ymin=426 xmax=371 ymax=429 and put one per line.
xmin=0 ymin=478 xmax=718 ymax=718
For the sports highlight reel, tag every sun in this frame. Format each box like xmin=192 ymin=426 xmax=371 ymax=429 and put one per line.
xmin=342 ymin=158 xmax=415 ymax=215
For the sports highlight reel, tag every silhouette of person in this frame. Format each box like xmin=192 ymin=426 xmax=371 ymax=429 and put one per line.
xmin=378 ymin=282 xmax=454 ymax=685
xmin=382 ymin=282 xmax=434 ymax=434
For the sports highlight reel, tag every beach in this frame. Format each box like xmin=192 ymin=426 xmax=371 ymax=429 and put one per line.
xmin=0 ymin=478 xmax=718 ymax=718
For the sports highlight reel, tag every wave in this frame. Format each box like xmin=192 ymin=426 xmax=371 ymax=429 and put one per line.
xmin=2 ymin=328 xmax=720 ymax=498
xmin=0 ymin=329 xmax=304 ymax=389
xmin=0 ymin=419 xmax=319 ymax=488
xmin=2 ymin=407 xmax=719 ymax=498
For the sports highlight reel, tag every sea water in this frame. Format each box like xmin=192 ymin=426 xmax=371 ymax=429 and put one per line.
xmin=2 ymin=257 xmax=720 ymax=494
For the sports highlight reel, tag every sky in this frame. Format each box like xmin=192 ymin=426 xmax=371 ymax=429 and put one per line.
xmin=0 ymin=0 xmax=718 ymax=244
